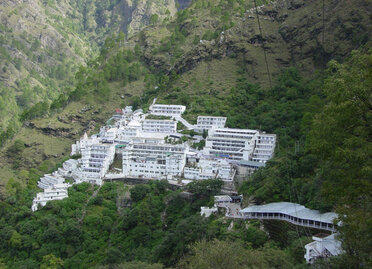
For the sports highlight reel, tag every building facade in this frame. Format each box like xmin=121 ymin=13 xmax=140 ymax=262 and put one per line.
xmin=304 ymin=234 xmax=342 ymax=264
xmin=183 ymin=159 xmax=235 ymax=181
xmin=196 ymin=116 xmax=226 ymax=132
xmin=252 ymin=133 xmax=276 ymax=162
xmin=203 ymin=128 xmax=276 ymax=162
xmin=142 ymin=119 xmax=177 ymax=133
xmin=122 ymin=142 xmax=188 ymax=180
xmin=80 ymin=143 xmax=115 ymax=185
xmin=37 ymin=173 xmax=65 ymax=190
xmin=149 ymin=104 xmax=186 ymax=116
xmin=203 ymin=128 xmax=259 ymax=160
xmin=32 ymin=183 xmax=70 ymax=211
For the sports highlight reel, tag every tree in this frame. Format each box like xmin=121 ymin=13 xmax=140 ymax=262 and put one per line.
xmin=130 ymin=184 xmax=151 ymax=202
xmin=308 ymin=50 xmax=372 ymax=267
xmin=40 ymin=254 xmax=63 ymax=269
xmin=9 ymin=231 xmax=22 ymax=249
xmin=177 ymin=239 xmax=294 ymax=269
xmin=187 ymin=179 xmax=223 ymax=200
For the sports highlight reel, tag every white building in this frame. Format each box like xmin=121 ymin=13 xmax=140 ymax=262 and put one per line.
xmin=149 ymin=103 xmax=186 ymax=116
xmin=239 ymin=202 xmax=338 ymax=232
xmin=31 ymin=183 xmax=70 ymax=211
xmin=203 ymin=128 xmax=276 ymax=162
xmin=200 ymin=206 xmax=218 ymax=217
xmin=100 ymin=127 xmax=117 ymax=143
xmin=203 ymin=128 xmax=259 ymax=161
xmin=195 ymin=116 xmax=226 ymax=132
xmin=71 ymin=132 xmax=100 ymax=156
xmin=304 ymin=234 xmax=343 ymax=264
xmin=80 ymin=143 xmax=115 ymax=185
xmin=37 ymin=173 xmax=65 ymax=189
xmin=122 ymin=142 xmax=188 ymax=180
xmin=142 ymin=119 xmax=177 ymax=133
xmin=57 ymin=159 xmax=79 ymax=177
xmin=183 ymin=159 xmax=235 ymax=181
xmin=252 ymin=133 xmax=276 ymax=162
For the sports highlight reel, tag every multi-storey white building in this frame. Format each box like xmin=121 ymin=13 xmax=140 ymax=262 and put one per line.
xmin=31 ymin=183 xmax=70 ymax=211
xmin=183 ymin=159 xmax=235 ymax=181
xmin=203 ymin=128 xmax=259 ymax=161
xmin=100 ymin=127 xmax=117 ymax=143
xmin=71 ymin=133 xmax=100 ymax=156
xmin=252 ymin=133 xmax=276 ymax=162
xmin=122 ymin=142 xmax=188 ymax=180
xmin=80 ymin=143 xmax=115 ymax=185
xmin=37 ymin=173 xmax=65 ymax=189
xmin=142 ymin=119 xmax=177 ymax=133
xmin=203 ymin=128 xmax=276 ymax=162
xmin=149 ymin=103 xmax=186 ymax=116
xmin=195 ymin=116 xmax=226 ymax=132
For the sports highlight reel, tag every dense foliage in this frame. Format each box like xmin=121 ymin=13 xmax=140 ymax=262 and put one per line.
xmin=1 ymin=0 xmax=371 ymax=267
xmin=239 ymin=50 xmax=372 ymax=267
xmin=0 ymin=178 xmax=305 ymax=268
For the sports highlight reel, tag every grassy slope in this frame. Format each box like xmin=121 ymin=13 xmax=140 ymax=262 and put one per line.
xmin=0 ymin=78 xmax=145 ymax=195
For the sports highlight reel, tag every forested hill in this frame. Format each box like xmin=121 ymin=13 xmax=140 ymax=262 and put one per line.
xmin=0 ymin=0 xmax=180 ymax=141
xmin=0 ymin=0 xmax=371 ymax=268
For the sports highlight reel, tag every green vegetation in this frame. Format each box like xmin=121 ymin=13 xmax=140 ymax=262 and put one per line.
xmin=0 ymin=0 xmax=371 ymax=268
xmin=0 ymin=179 xmax=301 ymax=268
xmin=239 ymin=50 xmax=372 ymax=267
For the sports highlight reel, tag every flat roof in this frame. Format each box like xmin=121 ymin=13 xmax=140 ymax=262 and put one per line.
xmin=240 ymin=202 xmax=338 ymax=224
xmin=238 ymin=160 xmax=266 ymax=167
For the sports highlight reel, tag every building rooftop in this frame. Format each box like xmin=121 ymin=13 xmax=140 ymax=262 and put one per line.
xmin=240 ymin=202 xmax=338 ymax=224
xmin=238 ymin=160 xmax=266 ymax=167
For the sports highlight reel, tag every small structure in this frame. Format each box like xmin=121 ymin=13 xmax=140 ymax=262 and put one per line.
xmin=100 ymin=127 xmax=117 ymax=143
xmin=200 ymin=206 xmax=218 ymax=217
xmin=184 ymin=159 xmax=235 ymax=181
xmin=304 ymin=233 xmax=343 ymax=264
xmin=236 ymin=160 xmax=266 ymax=177
xmin=31 ymin=183 xmax=70 ymax=211
xmin=214 ymin=195 xmax=243 ymax=206
xmin=214 ymin=195 xmax=233 ymax=205
xmin=37 ymin=173 xmax=65 ymax=190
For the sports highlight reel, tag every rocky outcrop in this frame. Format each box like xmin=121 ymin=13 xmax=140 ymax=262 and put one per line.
xmin=125 ymin=0 xmax=178 ymax=35
xmin=140 ymin=0 xmax=371 ymax=80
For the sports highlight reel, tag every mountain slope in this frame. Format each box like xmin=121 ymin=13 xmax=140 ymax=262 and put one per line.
xmin=0 ymin=0 xmax=180 ymax=141
xmin=1 ymin=0 xmax=371 ymax=194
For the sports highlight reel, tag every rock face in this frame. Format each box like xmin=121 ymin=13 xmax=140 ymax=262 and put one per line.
xmin=126 ymin=0 xmax=177 ymax=35
xmin=0 ymin=0 xmax=179 ymax=130
xmin=139 ymin=0 xmax=372 ymax=83
xmin=176 ymin=0 xmax=192 ymax=10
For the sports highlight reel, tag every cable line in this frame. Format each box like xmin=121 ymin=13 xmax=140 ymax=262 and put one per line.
xmin=253 ymin=0 xmax=273 ymax=89
xmin=322 ymin=0 xmax=326 ymax=69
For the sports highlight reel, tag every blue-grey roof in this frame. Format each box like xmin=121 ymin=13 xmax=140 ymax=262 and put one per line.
xmin=238 ymin=160 xmax=266 ymax=167
xmin=240 ymin=202 xmax=338 ymax=224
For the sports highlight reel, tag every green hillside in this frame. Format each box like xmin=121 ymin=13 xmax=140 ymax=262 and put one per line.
xmin=0 ymin=0 xmax=179 ymax=147
xmin=0 ymin=0 xmax=371 ymax=268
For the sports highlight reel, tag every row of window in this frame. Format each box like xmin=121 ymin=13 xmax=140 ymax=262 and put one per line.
xmin=243 ymin=212 xmax=335 ymax=229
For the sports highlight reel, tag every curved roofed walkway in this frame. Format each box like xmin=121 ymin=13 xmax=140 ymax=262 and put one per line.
xmin=223 ymin=202 xmax=338 ymax=232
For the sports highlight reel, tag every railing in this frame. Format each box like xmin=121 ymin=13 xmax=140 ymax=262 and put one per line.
xmin=226 ymin=213 xmax=336 ymax=232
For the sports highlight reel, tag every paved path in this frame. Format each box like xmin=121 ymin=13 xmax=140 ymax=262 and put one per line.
xmin=174 ymin=115 xmax=195 ymax=130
